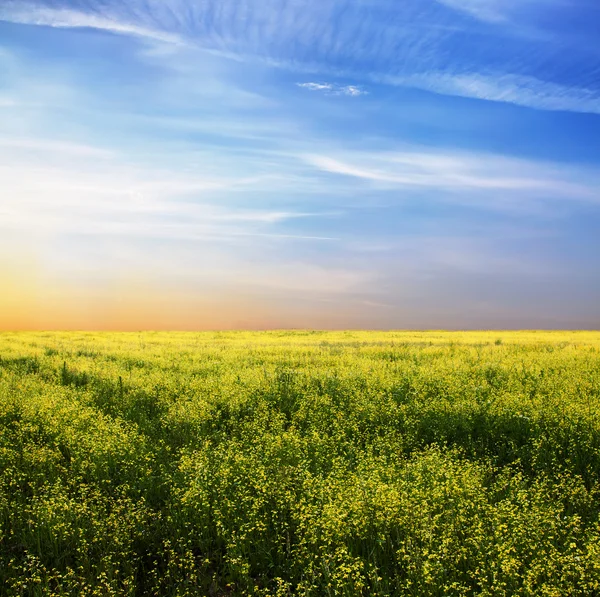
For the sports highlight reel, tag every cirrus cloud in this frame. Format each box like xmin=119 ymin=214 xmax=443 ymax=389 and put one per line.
xmin=296 ymin=82 xmax=368 ymax=97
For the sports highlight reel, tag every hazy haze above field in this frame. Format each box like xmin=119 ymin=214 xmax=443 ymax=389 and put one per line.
xmin=1 ymin=0 xmax=599 ymax=329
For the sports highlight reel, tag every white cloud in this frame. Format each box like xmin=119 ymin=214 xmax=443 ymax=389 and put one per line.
xmin=0 ymin=2 xmax=184 ymax=45
xmin=303 ymin=148 xmax=600 ymax=206
xmin=297 ymin=82 xmax=368 ymax=97
xmin=1 ymin=1 xmax=597 ymax=115
xmin=342 ymin=85 xmax=367 ymax=97
xmin=386 ymin=72 xmax=600 ymax=115
xmin=0 ymin=134 xmax=337 ymax=243
xmin=297 ymin=82 xmax=334 ymax=92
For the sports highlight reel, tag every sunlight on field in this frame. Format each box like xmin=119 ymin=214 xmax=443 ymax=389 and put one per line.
xmin=1 ymin=331 xmax=600 ymax=595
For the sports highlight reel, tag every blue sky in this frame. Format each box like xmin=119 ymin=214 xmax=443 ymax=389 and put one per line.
xmin=0 ymin=0 xmax=599 ymax=329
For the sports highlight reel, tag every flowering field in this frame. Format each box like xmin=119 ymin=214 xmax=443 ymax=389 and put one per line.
xmin=1 ymin=331 xmax=599 ymax=596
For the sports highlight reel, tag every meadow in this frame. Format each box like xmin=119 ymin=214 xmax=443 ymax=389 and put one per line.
xmin=1 ymin=331 xmax=599 ymax=596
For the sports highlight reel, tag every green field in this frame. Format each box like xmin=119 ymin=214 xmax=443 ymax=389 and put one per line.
xmin=1 ymin=331 xmax=600 ymax=596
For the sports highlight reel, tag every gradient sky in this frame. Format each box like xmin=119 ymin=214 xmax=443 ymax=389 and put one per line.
xmin=1 ymin=0 xmax=599 ymax=330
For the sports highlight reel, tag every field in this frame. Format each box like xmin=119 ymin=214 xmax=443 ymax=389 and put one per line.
xmin=1 ymin=331 xmax=600 ymax=596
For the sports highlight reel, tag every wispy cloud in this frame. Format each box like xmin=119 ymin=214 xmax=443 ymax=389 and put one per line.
xmin=0 ymin=134 xmax=338 ymax=243
xmin=0 ymin=95 xmax=18 ymax=108
xmin=433 ymin=0 xmax=566 ymax=26
xmin=0 ymin=137 xmax=115 ymax=158
xmin=0 ymin=2 xmax=184 ymax=45
xmin=297 ymin=82 xmax=368 ymax=97
xmin=433 ymin=0 xmax=512 ymax=23
xmin=1 ymin=0 xmax=598 ymax=115
xmin=303 ymin=148 xmax=600 ymax=206
xmin=385 ymin=72 xmax=600 ymax=115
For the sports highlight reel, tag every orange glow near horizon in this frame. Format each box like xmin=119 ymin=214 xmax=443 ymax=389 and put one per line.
xmin=0 ymin=263 xmax=357 ymax=331
xmin=0 ymin=280 xmax=265 ymax=331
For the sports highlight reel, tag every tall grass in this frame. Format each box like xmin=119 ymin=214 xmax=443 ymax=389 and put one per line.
xmin=1 ymin=331 xmax=599 ymax=595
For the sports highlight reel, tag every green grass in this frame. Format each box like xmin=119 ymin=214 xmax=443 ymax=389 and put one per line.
xmin=1 ymin=331 xmax=600 ymax=596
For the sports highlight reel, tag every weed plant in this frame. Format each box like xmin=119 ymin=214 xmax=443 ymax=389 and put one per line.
xmin=1 ymin=331 xmax=599 ymax=595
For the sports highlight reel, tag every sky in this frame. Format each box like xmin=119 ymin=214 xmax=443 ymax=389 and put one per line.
xmin=0 ymin=0 xmax=599 ymax=330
